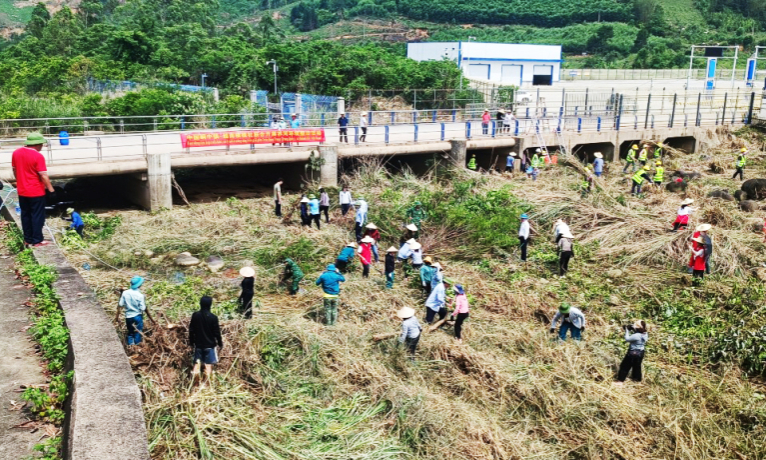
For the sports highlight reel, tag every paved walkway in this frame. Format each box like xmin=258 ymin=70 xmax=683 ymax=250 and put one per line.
xmin=0 ymin=246 xmax=46 ymax=459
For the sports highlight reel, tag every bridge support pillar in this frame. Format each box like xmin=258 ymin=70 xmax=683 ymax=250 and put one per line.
xmin=319 ymin=145 xmax=338 ymax=187
xmin=146 ymin=152 xmax=173 ymax=211
xmin=449 ymin=139 xmax=466 ymax=167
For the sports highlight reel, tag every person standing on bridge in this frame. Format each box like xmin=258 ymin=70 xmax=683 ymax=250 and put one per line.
xmin=359 ymin=112 xmax=368 ymax=142
xmin=732 ymin=147 xmax=747 ymax=181
xmin=290 ymin=113 xmax=301 ymax=129
xmin=338 ymin=113 xmax=349 ymax=143
xmin=274 ymin=178 xmax=283 ymax=217
xmin=623 ymin=144 xmax=638 ymax=173
xmin=504 ymin=110 xmax=516 ymax=134
xmin=482 ymin=109 xmax=491 ymax=135
xmin=11 ymin=132 xmax=55 ymax=247
xmin=593 ymin=152 xmax=604 ymax=177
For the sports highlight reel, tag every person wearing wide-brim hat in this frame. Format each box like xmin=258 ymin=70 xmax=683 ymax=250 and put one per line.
xmin=505 ymin=151 xmax=517 ymax=174
xmin=397 ymin=238 xmax=416 ymax=279
xmin=557 ymin=230 xmax=575 ymax=276
xmin=335 ymin=242 xmax=356 ymax=273
xmin=614 ymin=319 xmax=648 ymax=386
xmin=238 ymin=267 xmax=256 ymax=318
xmin=409 ymin=241 xmax=424 ymax=271
xmin=689 ymin=236 xmax=707 ymax=283
xmin=593 ymin=152 xmax=604 ymax=177
xmin=481 ymin=108 xmax=491 ymax=135
xmin=308 ymin=194 xmax=321 ymax=229
xmin=363 ymin=223 xmax=381 ymax=262
xmin=549 ymin=302 xmax=585 ymax=342
xmin=385 ymin=246 xmax=398 ymax=289
xmin=397 ymin=307 xmax=421 ymax=357
xmin=62 ymin=207 xmax=84 ymax=238
xmin=425 ymin=262 xmax=448 ymax=324
xmin=402 ymin=223 xmax=419 ymax=244
xmin=671 ymin=198 xmax=694 ymax=232
xmin=690 ymin=223 xmax=713 ymax=275
xmin=299 ymin=195 xmax=310 ymax=227
xmin=12 ymin=132 xmax=56 ymax=247
xmin=420 ymin=256 xmax=435 ymax=296
xmin=358 ymin=236 xmax=374 ymax=278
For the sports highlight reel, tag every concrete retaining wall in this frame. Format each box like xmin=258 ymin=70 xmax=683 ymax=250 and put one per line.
xmin=1 ymin=206 xmax=150 ymax=460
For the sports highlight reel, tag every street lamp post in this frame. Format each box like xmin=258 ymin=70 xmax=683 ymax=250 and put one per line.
xmin=266 ymin=60 xmax=278 ymax=95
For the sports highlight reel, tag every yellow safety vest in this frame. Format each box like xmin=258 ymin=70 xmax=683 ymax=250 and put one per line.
xmin=654 ymin=166 xmax=664 ymax=182
xmin=468 ymin=157 xmax=477 ymax=170
xmin=632 ymin=169 xmax=647 ymax=184
xmin=627 ymin=149 xmax=636 ymax=162
xmin=654 ymin=147 xmax=662 ymax=158
xmin=638 ymin=149 xmax=648 ymax=161
xmin=737 ymin=155 xmax=746 ymax=168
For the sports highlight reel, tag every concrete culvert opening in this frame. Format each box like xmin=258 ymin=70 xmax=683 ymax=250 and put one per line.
xmin=573 ymin=142 xmax=615 ymax=163
xmin=340 ymin=153 xmax=439 ymax=178
xmin=467 ymin=148 xmax=516 ymax=172
xmin=172 ymin=164 xmax=307 ymax=204
xmin=664 ymin=136 xmax=697 ymax=154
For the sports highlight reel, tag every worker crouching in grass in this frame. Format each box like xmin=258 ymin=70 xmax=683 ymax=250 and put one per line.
xmin=549 ymin=303 xmax=585 ymax=342
xmin=397 ymin=306 xmax=421 ymax=358
xmin=62 ymin=207 xmax=84 ymax=237
xmin=282 ymin=258 xmax=304 ymax=295
xmin=335 ymin=242 xmax=356 ymax=273
xmin=614 ymin=320 xmax=648 ymax=386
xmin=189 ymin=296 xmax=223 ymax=383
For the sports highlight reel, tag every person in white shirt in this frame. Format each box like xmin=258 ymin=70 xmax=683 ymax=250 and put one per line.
xmin=503 ymin=110 xmax=515 ymax=134
xmin=359 ymin=112 xmax=368 ymax=142
xmin=553 ymin=218 xmax=570 ymax=243
xmin=519 ymin=213 xmax=531 ymax=262
xmin=671 ymin=198 xmax=694 ymax=232
xmin=339 ymin=186 xmax=353 ymax=217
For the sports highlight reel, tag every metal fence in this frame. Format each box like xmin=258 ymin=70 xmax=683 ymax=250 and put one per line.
xmin=561 ymin=68 xmax=766 ymax=82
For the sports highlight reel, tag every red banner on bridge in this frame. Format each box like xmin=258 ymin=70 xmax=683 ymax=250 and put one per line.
xmin=180 ymin=129 xmax=326 ymax=148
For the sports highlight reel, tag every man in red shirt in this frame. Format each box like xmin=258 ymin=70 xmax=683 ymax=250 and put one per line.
xmin=11 ymin=133 xmax=54 ymax=247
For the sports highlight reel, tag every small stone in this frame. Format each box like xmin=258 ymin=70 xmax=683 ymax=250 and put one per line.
xmin=175 ymin=253 xmax=200 ymax=267
xmin=149 ymin=257 xmax=162 ymax=265
xmin=606 ymin=269 xmax=623 ymax=278
xmin=144 ymin=250 xmax=154 ymax=258
xmin=607 ymin=295 xmax=620 ymax=306
xmin=206 ymin=255 xmax=224 ymax=273
xmin=134 ymin=251 xmax=142 ymax=257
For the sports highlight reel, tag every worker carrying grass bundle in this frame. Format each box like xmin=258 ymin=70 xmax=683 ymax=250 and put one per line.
xmin=189 ymin=296 xmax=223 ymax=382
xmin=316 ymin=264 xmax=346 ymax=326
xmin=282 ymin=258 xmax=304 ymax=295
xmin=397 ymin=306 xmax=421 ymax=357
xmin=671 ymin=198 xmax=694 ymax=232
xmin=238 ymin=267 xmax=255 ymax=319
xmin=449 ymin=284 xmax=470 ymax=343
xmin=732 ymin=147 xmax=748 ymax=181
xmin=614 ymin=320 xmax=648 ymax=386
xmin=116 ymin=276 xmax=156 ymax=346
xmin=420 ymin=256 xmax=435 ymax=296
xmin=623 ymin=144 xmax=638 ymax=173
xmin=358 ymin=236 xmax=374 ymax=278
xmin=631 ymin=165 xmax=652 ymax=196
xmin=425 ymin=262 xmax=448 ymax=324
xmin=335 ymin=242 xmax=356 ymax=273
xmin=385 ymin=247 xmax=398 ymax=289
xmin=550 ymin=303 xmax=585 ymax=342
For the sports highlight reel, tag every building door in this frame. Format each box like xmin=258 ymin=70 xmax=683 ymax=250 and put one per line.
xmin=468 ymin=64 xmax=490 ymax=80
xmin=532 ymin=65 xmax=553 ymax=86
xmin=501 ymin=65 xmax=522 ymax=86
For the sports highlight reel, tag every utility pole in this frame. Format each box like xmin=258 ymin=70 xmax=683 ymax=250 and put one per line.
xmin=266 ymin=60 xmax=278 ymax=95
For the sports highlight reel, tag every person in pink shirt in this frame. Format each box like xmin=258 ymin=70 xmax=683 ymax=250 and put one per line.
xmin=358 ymin=236 xmax=374 ymax=278
xmin=449 ymin=284 xmax=470 ymax=343
xmin=481 ymin=109 xmax=491 ymax=135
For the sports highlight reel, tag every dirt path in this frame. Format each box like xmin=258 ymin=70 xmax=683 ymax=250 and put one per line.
xmin=0 ymin=250 xmax=46 ymax=459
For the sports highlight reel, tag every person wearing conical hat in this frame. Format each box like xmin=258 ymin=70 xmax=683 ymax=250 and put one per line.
xmin=401 ymin=223 xmax=418 ymax=245
xmin=614 ymin=320 xmax=649 ymax=386
xmin=62 ymin=207 xmax=84 ymax=237
xmin=397 ymin=238 xmax=415 ymax=279
xmin=299 ymin=195 xmax=310 ymax=227
xmin=358 ymin=236 xmax=374 ymax=278
xmin=690 ymin=223 xmax=713 ymax=274
xmin=549 ymin=302 xmax=585 ymax=342
xmin=557 ymin=230 xmax=575 ymax=276
xmin=689 ymin=236 xmax=707 ymax=284
xmin=364 ymin=223 xmax=381 ymax=262
xmin=481 ymin=109 xmax=491 ymax=135
xmin=593 ymin=152 xmax=604 ymax=177
xmin=238 ymin=266 xmax=256 ymax=318
xmin=335 ymin=242 xmax=356 ymax=274
xmin=385 ymin=246 xmax=398 ymax=289
xmin=732 ymin=147 xmax=748 ymax=181
xmin=671 ymin=198 xmax=694 ymax=232
xmin=397 ymin=306 xmax=421 ymax=357
xmin=505 ymin=152 xmax=517 ymax=174
xmin=425 ymin=262 xmax=448 ymax=324
xmin=420 ymin=256 xmax=435 ymax=296
xmin=410 ymin=241 xmax=424 ymax=271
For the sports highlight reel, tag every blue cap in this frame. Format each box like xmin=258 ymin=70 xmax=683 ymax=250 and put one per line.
xmin=520 ymin=213 xmax=528 ymax=219
xmin=327 ymin=264 xmax=336 ymax=271
xmin=130 ymin=276 xmax=144 ymax=289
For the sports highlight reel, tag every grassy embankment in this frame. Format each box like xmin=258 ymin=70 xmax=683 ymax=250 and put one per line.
xmin=56 ymin=130 xmax=766 ymax=459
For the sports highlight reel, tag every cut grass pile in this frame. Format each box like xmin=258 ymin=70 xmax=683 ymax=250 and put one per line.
xmin=56 ymin=135 xmax=766 ymax=459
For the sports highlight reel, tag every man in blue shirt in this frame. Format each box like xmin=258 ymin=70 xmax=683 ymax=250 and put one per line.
xmin=62 ymin=207 xmax=84 ymax=237
xmin=505 ymin=152 xmax=516 ymax=174
xmin=338 ymin=113 xmax=349 ymax=143
xmin=335 ymin=242 xmax=356 ymax=273
xmin=308 ymin=194 xmax=321 ymax=229
xmin=290 ymin=113 xmax=301 ymax=128
xmin=316 ymin=264 xmax=346 ymax=325
xmin=115 ymin=276 xmax=155 ymax=345
xmin=593 ymin=152 xmax=604 ymax=177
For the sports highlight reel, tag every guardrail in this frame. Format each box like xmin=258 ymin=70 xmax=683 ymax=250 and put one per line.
xmin=561 ymin=68 xmax=766 ymax=82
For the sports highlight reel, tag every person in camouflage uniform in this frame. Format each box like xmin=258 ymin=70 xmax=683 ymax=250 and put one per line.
xmin=282 ymin=258 xmax=304 ymax=295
